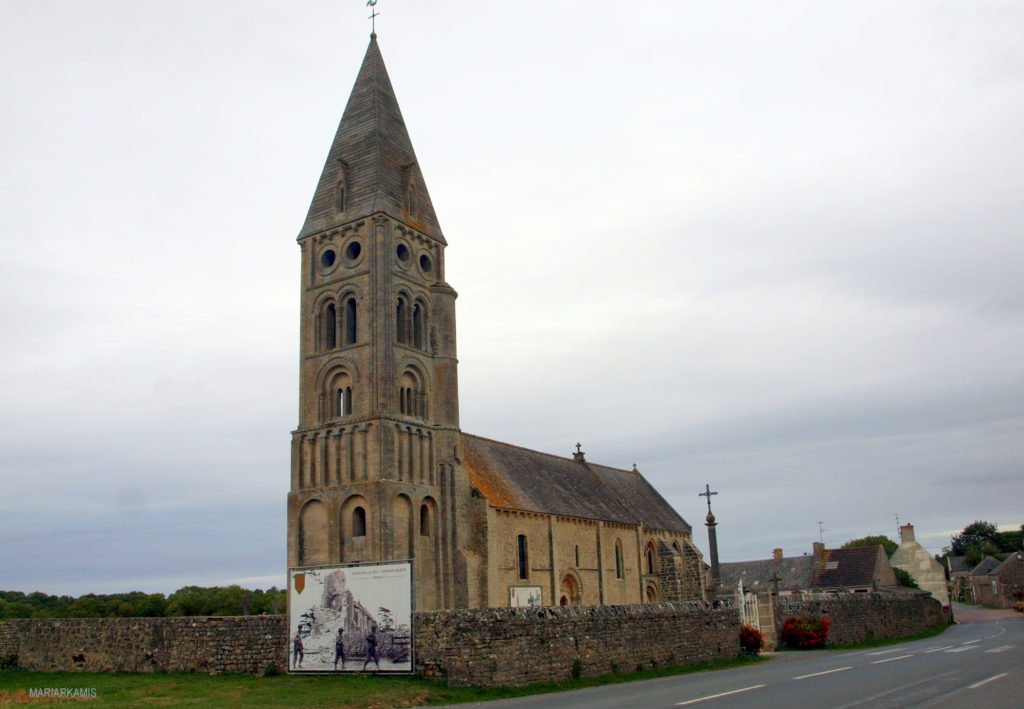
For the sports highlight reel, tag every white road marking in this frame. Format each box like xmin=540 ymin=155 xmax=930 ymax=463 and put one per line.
xmin=866 ymin=647 xmax=908 ymax=656
xmin=833 ymin=670 xmax=960 ymax=709
xmin=985 ymin=645 xmax=1014 ymax=654
xmin=969 ymin=673 xmax=1007 ymax=689
xmin=961 ymin=639 xmax=981 ymax=645
xmin=923 ymin=645 xmax=953 ymax=653
xmin=793 ymin=666 xmax=853 ymax=680
xmin=871 ymin=654 xmax=914 ymax=664
xmin=676 ymin=685 xmax=766 ymax=706
xmin=945 ymin=645 xmax=980 ymax=653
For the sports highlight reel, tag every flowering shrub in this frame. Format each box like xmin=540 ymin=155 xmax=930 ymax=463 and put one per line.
xmin=780 ymin=615 xmax=831 ymax=649
xmin=739 ymin=624 xmax=765 ymax=654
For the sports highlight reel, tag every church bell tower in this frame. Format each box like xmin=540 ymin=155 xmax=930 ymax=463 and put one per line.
xmin=286 ymin=33 xmax=461 ymax=611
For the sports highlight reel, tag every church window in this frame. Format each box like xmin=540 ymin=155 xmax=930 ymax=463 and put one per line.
xmin=400 ymin=370 xmax=425 ymax=419
xmin=419 ymin=254 xmax=432 ymax=274
xmin=412 ymin=303 xmax=424 ymax=350
xmin=615 ymin=540 xmax=624 ymax=579
xmin=646 ymin=545 xmax=655 ymax=575
xmin=320 ymin=249 xmax=337 ymax=270
xmin=344 ymin=240 xmax=362 ymax=262
xmin=517 ymin=535 xmax=529 ymax=580
xmin=352 ymin=506 xmax=366 ymax=537
xmin=322 ymin=303 xmax=337 ymax=350
xmin=575 ymin=545 xmax=580 ymax=567
xmin=420 ymin=504 xmax=431 ymax=536
xmin=345 ymin=297 xmax=357 ymax=344
xmin=396 ymin=297 xmax=408 ymax=344
xmin=396 ymin=243 xmax=410 ymax=263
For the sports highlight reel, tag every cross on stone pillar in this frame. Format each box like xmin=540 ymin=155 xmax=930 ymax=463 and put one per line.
xmin=699 ymin=483 xmax=721 ymax=593
xmin=699 ymin=483 xmax=718 ymax=514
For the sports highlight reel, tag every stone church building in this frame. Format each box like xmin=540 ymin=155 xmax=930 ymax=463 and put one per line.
xmin=286 ymin=34 xmax=707 ymax=611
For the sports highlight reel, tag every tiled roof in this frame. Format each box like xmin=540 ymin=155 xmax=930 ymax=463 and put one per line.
xmin=461 ymin=434 xmax=690 ymax=534
xmin=947 ymin=555 xmax=971 ymax=573
xmin=810 ymin=547 xmax=881 ymax=589
xmin=969 ymin=556 xmax=1003 ymax=576
xmin=719 ymin=556 xmax=814 ymax=592
xmin=300 ymin=35 xmax=444 ymax=242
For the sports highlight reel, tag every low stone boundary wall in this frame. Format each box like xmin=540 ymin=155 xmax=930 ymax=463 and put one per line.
xmin=413 ymin=601 xmax=739 ymax=687
xmin=772 ymin=591 xmax=944 ymax=647
xmin=0 ymin=616 xmax=286 ymax=674
xmin=4 ymin=593 xmax=940 ymax=681
xmin=1 ymin=602 xmax=739 ymax=684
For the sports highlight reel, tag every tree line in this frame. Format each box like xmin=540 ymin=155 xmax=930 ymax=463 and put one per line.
xmin=943 ymin=520 xmax=1023 ymax=566
xmin=842 ymin=520 xmax=1023 ymax=575
xmin=0 ymin=585 xmax=285 ymax=620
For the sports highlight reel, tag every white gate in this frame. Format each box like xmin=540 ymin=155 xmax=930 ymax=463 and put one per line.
xmin=742 ymin=592 xmax=760 ymax=629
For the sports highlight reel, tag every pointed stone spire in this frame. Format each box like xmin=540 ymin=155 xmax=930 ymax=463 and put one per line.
xmin=299 ymin=35 xmax=445 ymax=243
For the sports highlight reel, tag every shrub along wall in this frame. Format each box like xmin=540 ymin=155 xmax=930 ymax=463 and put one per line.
xmin=414 ymin=601 xmax=740 ymax=687
xmin=772 ymin=591 xmax=944 ymax=647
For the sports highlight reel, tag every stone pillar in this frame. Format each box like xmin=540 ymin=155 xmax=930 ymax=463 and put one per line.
xmin=705 ymin=512 xmax=720 ymax=590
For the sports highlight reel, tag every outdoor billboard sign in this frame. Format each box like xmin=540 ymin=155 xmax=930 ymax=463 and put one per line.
xmin=288 ymin=560 xmax=413 ymax=673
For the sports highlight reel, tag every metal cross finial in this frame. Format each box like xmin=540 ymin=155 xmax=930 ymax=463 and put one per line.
xmin=699 ymin=483 xmax=718 ymax=513
xmin=575 ymin=442 xmax=582 ymax=454
xmin=367 ymin=0 xmax=380 ymax=35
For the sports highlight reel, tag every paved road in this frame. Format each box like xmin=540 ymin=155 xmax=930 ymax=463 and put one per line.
xmin=439 ymin=609 xmax=1023 ymax=708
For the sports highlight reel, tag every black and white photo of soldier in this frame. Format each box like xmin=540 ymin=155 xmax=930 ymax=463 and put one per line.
xmin=288 ymin=562 xmax=413 ymax=673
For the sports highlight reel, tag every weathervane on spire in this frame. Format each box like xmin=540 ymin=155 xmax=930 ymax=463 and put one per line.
xmin=367 ymin=0 xmax=380 ymax=35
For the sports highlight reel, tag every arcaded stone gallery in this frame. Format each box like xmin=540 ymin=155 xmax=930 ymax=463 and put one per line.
xmin=286 ymin=35 xmax=708 ymax=610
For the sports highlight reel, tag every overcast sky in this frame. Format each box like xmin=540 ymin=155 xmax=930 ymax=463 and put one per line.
xmin=1 ymin=1 xmax=1022 ymax=596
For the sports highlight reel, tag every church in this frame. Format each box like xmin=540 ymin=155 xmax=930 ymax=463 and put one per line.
xmin=286 ymin=33 xmax=708 ymax=611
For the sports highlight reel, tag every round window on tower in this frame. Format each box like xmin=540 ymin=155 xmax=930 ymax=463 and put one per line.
xmin=419 ymin=253 xmax=433 ymax=275
xmin=343 ymin=240 xmax=363 ymax=265
xmin=396 ymin=242 xmax=411 ymax=265
xmin=320 ymin=248 xmax=337 ymax=271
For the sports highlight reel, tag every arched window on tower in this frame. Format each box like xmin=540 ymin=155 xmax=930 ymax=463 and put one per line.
xmin=517 ymin=534 xmax=529 ymax=580
xmin=352 ymin=506 xmax=366 ymax=537
xmin=345 ymin=297 xmax=357 ymax=344
xmin=396 ymin=297 xmax=408 ymax=344
xmin=322 ymin=302 xmax=337 ymax=350
xmin=411 ymin=303 xmax=423 ymax=350
xmin=420 ymin=504 xmax=431 ymax=536
xmin=646 ymin=545 xmax=655 ymax=575
xmin=324 ymin=369 xmax=354 ymax=421
xmin=399 ymin=370 xmax=425 ymax=419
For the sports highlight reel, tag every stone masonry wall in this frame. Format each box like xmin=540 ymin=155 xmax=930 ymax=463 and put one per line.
xmin=772 ymin=591 xmax=944 ymax=647
xmin=0 ymin=616 xmax=287 ymax=674
xmin=413 ymin=601 xmax=739 ymax=687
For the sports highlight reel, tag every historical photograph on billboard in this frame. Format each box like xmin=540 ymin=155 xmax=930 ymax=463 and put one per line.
xmin=509 ymin=585 xmax=542 ymax=608
xmin=288 ymin=561 xmax=412 ymax=673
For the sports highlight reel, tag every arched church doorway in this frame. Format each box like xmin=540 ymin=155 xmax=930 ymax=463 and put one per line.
xmin=560 ymin=573 xmax=580 ymax=606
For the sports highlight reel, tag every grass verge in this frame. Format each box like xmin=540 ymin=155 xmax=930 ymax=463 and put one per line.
xmin=0 ymin=655 xmax=763 ymax=707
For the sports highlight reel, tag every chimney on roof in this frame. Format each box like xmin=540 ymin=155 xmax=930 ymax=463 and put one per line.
xmin=812 ymin=541 xmax=825 ymax=561
xmin=899 ymin=523 xmax=915 ymax=544
xmin=773 ymin=548 xmax=783 ymax=562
